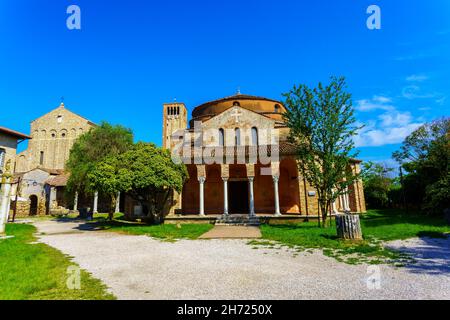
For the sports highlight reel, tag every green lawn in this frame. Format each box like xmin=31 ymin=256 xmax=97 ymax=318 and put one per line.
xmin=259 ymin=209 xmax=450 ymax=264
xmin=92 ymin=214 xmax=214 ymax=241
xmin=0 ymin=224 xmax=115 ymax=300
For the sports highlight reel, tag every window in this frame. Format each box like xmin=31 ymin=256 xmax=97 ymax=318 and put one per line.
xmin=51 ymin=133 xmax=56 ymax=138
xmin=218 ymin=128 xmax=224 ymax=146
xmin=235 ymin=128 xmax=241 ymax=146
xmin=57 ymin=115 xmax=63 ymax=123
xmin=0 ymin=148 xmax=5 ymax=170
xmin=251 ymin=127 xmax=258 ymax=146
xmin=274 ymin=104 xmax=281 ymax=113
xmin=233 ymin=101 xmax=240 ymax=107
xmin=40 ymin=151 xmax=44 ymax=165
xmin=61 ymin=132 xmax=66 ymax=138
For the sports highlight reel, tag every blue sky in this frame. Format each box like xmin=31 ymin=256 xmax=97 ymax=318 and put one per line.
xmin=1 ymin=0 xmax=449 ymax=168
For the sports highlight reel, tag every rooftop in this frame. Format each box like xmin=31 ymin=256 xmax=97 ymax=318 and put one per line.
xmin=0 ymin=126 xmax=31 ymax=140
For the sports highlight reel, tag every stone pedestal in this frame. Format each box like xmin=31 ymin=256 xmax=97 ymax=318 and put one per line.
xmin=336 ymin=213 xmax=363 ymax=240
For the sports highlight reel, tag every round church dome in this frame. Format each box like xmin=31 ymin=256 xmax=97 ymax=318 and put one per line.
xmin=189 ymin=94 xmax=286 ymax=127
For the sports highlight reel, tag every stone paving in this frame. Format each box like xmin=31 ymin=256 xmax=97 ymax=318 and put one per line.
xmin=199 ymin=225 xmax=262 ymax=239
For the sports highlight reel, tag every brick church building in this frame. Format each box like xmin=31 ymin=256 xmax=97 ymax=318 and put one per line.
xmin=160 ymin=94 xmax=366 ymax=221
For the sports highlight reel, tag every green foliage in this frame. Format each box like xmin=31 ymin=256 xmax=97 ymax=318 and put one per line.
xmin=361 ymin=161 xmax=395 ymax=208
xmin=393 ymin=118 xmax=450 ymax=215
xmin=283 ymin=76 xmax=361 ymax=226
xmin=88 ymin=142 xmax=188 ymax=223
xmin=66 ymin=122 xmax=133 ymax=196
xmin=0 ymin=224 xmax=114 ymax=300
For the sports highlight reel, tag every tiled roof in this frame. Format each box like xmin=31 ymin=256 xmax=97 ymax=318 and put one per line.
xmin=45 ymin=174 xmax=69 ymax=187
xmin=0 ymin=126 xmax=31 ymax=140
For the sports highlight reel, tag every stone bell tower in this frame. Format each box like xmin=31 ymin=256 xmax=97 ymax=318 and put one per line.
xmin=162 ymin=102 xmax=187 ymax=149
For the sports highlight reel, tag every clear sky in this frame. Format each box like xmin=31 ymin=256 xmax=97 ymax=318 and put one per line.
xmin=1 ymin=0 xmax=449 ymax=168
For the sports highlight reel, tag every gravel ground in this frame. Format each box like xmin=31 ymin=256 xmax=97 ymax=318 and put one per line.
xmin=32 ymin=220 xmax=450 ymax=300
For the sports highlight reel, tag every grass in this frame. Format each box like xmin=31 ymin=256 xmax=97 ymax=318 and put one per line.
xmin=90 ymin=214 xmax=214 ymax=241
xmin=259 ymin=209 xmax=450 ymax=264
xmin=0 ymin=223 xmax=115 ymax=300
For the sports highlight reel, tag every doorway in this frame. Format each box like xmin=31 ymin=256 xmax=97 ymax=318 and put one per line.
xmin=29 ymin=195 xmax=38 ymax=216
xmin=229 ymin=181 xmax=249 ymax=214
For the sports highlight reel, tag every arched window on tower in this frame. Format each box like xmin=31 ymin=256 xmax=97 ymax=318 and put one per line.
xmin=235 ymin=128 xmax=241 ymax=146
xmin=274 ymin=104 xmax=281 ymax=113
xmin=219 ymin=128 xmax=224 ymax=147
xmin=251 ymin=127 xmax=258 ymax=146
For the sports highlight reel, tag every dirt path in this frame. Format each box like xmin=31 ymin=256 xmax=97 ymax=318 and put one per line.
xmin=33 ymin=220 xmax=450 ymax=300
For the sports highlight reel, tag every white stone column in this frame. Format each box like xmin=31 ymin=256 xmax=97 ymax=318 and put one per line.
xmin=223 ymin=178 xmax=228 ymax=216
xmin=332 ymin=199 xmax=338 ymax=214
xmin=93 ymin=191 xmax=98 ymax=214
xmin=248 ymin=177 xmax=255 ymax=217
xmin=199 ymin=177 xmax=205 ymax=216
xmin=0 ymin=179 xmax=12 ymax=235
xmin=73 ymin=191 xmax=79 ymax=211
xmin=115 ymin=191 xmax=121 ymax=213
xmin=344 ymin=188 xmax=351 ymax=212
xmin=273 ymin=175 xmax=281 ymax=216
xmin=49 ymin=186 xmax=57 ymax=209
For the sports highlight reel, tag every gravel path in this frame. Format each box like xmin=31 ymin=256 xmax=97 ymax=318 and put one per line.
xmin=33 ymin=220 xmax=450 ymax=300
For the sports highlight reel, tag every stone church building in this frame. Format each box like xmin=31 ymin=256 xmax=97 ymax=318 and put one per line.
xmin=11 ymin=103 xmax=95 ymax=216
xmin=161 ymin=94 xmax=366 ymax=221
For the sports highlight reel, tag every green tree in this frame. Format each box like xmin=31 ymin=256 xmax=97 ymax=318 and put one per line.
xmin=393 ymin=118 xmax=450 ymax=215
xmin=66 ymin=122 xmax=133 ymax=214
xmin=88 ymin=143 xmax=187 ymax=224
xmin=360 ymin=161 xmax=393 ymax=209
xmin=283 ymin=76 xmax=361 ymax=227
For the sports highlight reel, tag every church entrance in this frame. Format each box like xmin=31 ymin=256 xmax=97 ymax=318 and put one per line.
xmin=29 ymin=195 xmax=38 ymax=216
xmin=229 ymin=181 xmax=249 ymax=214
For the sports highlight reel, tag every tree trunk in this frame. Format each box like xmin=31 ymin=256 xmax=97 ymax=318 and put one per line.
xmin=336 ymin=213 xmax=363 ymax=240
xmin=108 ymin=195 xmax=116 ymax=221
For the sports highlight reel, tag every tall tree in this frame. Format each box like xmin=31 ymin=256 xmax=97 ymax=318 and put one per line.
xmin=66 ymin=122 xmax=133 ymax=214
xmin=283 ymin=76 xmax=361 ymax=227
xmin=360 ymin=161 xmax=394 ymax=209
xmin=88 ymin=143 xmax=187 ymax=224
xmin=393 ymin=118 xmax=450 ymax=215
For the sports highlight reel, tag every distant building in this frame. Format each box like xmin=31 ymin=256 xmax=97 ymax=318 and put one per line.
xmin=11 ymin=103 xmax=96 ymax=217
xmin=0 ymin=126 xmax=31 ymax=174
xmin=16 ymin=102 xmax=95 ymax=172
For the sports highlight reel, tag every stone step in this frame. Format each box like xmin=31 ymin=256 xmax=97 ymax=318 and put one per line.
xmin=215 ymin=215 xmax=260 ymax=226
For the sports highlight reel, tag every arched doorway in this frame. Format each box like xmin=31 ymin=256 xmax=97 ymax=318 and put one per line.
xmin=279 ymin=158 xmax=301 ymax=213
xmin=182 ymin=165 xmax=199 ymax=214
xmin=228 ymin=164 xmax=249 ymax=214
xmin=205 ymin=165 xmax=223 ymax=214
xmin=29 ymin=195 xmax=38 ymax=216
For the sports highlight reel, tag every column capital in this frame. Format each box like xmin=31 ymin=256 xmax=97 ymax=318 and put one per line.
xmin=248 ymin=176 xmax=255 ymax=182
xmin=222 ymin=177 xmax=229 ymax=182
xmin=272 ymin=175 xmax=280 ymax=183
xmin=198 ymin=176 xmax=206 ymax=183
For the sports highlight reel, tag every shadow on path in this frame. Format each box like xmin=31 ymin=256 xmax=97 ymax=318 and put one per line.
xmin=386 ymin=235 xmax=450 ymax=276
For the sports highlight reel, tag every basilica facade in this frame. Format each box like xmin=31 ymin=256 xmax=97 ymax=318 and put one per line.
xmin=163 ymin=94 xmax=366 ymax=219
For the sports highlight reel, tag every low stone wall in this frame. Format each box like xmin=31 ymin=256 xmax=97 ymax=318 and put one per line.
xmin=9 ymin=200 xmax=30 ymax=218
